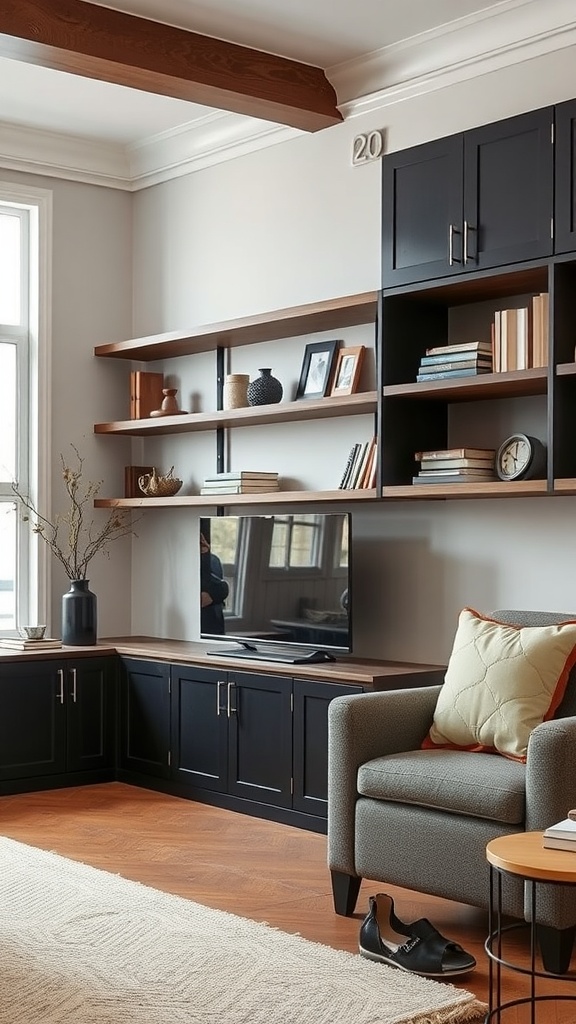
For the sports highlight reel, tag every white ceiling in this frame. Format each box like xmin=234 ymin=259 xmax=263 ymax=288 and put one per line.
xmin=0 ymin=0 xmax=509 ymax=144
xmin=1 ymin=0 xmax=573 ymax=188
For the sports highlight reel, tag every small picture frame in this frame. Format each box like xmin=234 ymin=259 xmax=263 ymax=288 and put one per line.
xmin=296 ymin=340 xmax=339 ymax=400
xmin=330 ymin=346 xmax=365 ymax=396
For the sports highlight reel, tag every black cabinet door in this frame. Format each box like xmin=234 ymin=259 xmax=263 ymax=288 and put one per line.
xmin=382 ymin=134 xmax=463 ymax=287
xmin=0 ymin=660 xmax=66 ymax=780
xmin=171 ymin=664 xmax=228 ymax=792
xmin=463 ymin=107 xmax=553 ymax=271
xmin=66 ymin=657 xmax=116 ymax=772
xmin=292 ymin=679 xmax=362 ymax=817
xmin=554 ymin=99 xmax=576 ymax=254
xmin=227 ymin=670 xmax=292 ymax=807
xmin=119 ymin=658 xmax=170 ymax=778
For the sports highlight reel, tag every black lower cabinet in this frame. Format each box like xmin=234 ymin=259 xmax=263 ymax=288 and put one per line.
xmin=0 ymin=656 xmax=116 ymax=785
xmin=171 ymin=664 xmax=292 ymax=808
xmin=119 ymin=657 xmax=171 ymax=778
xmin=293 ymin=679 xmax=361 ymax=816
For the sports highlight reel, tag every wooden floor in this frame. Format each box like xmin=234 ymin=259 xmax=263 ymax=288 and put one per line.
xmin=1 ymin=782 xmax=575 ymax=1022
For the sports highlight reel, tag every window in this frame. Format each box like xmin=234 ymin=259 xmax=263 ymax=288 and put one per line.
xmin=269 ymin=514 xmax=323 ymax=569
xmin=0 ymin=184 xmax=51 ymax=634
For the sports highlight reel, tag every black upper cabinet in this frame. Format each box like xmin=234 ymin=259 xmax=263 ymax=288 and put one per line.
xmin=382 ymin=107 xmax=554 ymax=287
xmin=555 ymin=99 xmax=576 ymax=254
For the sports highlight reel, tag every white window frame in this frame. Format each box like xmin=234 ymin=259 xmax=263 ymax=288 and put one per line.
xmin=0 ymin=182 xmax=52 ymax=634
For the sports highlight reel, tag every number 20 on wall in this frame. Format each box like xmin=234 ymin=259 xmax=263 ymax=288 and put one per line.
xmin=352 ymin=129 xmax=386 ymax=165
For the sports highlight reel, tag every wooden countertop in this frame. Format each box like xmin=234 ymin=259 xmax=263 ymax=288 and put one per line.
xmin=0 ymin=636 xmax=446 ymax=689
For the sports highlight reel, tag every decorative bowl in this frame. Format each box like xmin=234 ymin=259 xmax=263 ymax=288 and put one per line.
xmin=138 ymin=466 xmax=183 ymax=497
xmin=18 ymin=625 xmax=47 ymax=640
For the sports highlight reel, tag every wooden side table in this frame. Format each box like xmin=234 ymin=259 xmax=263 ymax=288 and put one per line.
xmin=485 ymin=832 xmax=576 ymax=1022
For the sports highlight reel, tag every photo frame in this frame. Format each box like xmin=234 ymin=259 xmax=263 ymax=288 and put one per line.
xmin=330 ymin=345 xmax=365 ymax=396
xmin=296 ymin=340 xmax=339 ymax=400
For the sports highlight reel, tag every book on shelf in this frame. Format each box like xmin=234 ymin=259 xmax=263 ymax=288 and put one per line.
xmin=129 ymin=371 xmax=164 ymax=419
xmin=338 ymin=444 xmax=360 ymax=489
xmin=417 ymin=357 xmax=493 ymax=374
xmin=420 ymin=350 xmax=493 ymax=367
xmin=417 ymin=466 xmax=495 ymax=478
xmin=543 ymin=818 xmax=576 ymax=841
xmin=124 ymin=465 xmax=154 ymax=498
xmin=532 ymin=292 xmax=549 ymax=367
xmin=416 ymin=366 xmax=493 ymax=382
xmin=200 ymin=483 xmax=280 ymax=494
xmin=338 ymin=439 xmax=376 ymax=489
xmin=418 ymin=457 xmax=495 ymax=471
xmin=0 ymin=637 xmax=62 ymax=650
xmin=415 ymin=447 xmax=496 ymax=461
xmin=492 ymin=305 xmax=534 ymax=372
xmin=412 ymin=471 xmax=496 ymax=484
xmin=425 ymin=341 xmax=492 ymax=357
xmin=203 ymin=471 xmax=278 ymax=482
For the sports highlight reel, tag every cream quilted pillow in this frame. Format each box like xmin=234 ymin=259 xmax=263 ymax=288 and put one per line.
xmin=423 ymin=607 xmax=576 ymax=762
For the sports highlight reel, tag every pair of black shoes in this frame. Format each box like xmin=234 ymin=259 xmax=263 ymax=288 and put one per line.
xmin=359 ymin=893 xmax=476 ymax=978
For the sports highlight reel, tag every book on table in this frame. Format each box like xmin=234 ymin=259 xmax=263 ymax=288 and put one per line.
xmin=542 ymin=836 xmax=576 ymax=852
xmin=543 ymin=818 xmax=576 ymax=841
xmin=0 ymin=638 xmax=63 ymax=650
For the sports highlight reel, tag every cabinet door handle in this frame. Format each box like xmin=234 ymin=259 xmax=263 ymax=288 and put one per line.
xmin=70 ymin=667 xmax=77 ymax=703
xmin=216 ymin=680 xmax=224 ymax=716
xmin=448 ymin=224 xmax=461 ymax=265
xmin=463 ymin=220 xmax=475 ymax=263
xmin=227 ymin=681 xmax=237 ymax=717
xmin=57 ymin=668 xmax=65 ymax=704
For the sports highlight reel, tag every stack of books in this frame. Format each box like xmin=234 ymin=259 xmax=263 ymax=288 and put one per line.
xmin=542 ymin=817 xmax=576 ymax=852
xmin=416 ymin=341 xmax=493 ymax=382
xmin=0 ymin=636 xmax=63 ymax=651
xmin=491 ymin=296 xmax=549 ymax=371
xmin=200 ymin=471 xmax=279 ymax=495
xmin=412 ymin=447 xmax=496 ymax=485
xmin=339 ymin=438 xmax=377 ymax=489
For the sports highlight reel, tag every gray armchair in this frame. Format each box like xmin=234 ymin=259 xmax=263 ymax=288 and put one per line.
xmin=327 ymin=610 xmax=576 ymax=974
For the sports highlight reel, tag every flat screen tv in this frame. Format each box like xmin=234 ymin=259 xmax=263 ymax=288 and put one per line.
xmin=200 ymin=512 xmax=352 ymax=664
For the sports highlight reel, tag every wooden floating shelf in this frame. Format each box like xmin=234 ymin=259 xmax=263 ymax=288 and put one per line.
xmin=94 ymin=291 xmax=378 ymax=361
xmin=95 ymin=489 xmax=378 ymax=509
xmin=382 ymin=481 xmax=549 ymax=499
xmin=383 ymin=367 xmax=548 ymax=401
xmin=94 ymin=391 xmax=378 ymax=435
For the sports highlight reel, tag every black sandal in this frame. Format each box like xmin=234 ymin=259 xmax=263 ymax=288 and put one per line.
xmin=359 ymin=893 xmax=476 ymax=977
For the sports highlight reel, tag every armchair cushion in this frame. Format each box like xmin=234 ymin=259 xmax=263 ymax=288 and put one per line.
xmin=358 ymin=748 xmax=526 ymax=824
xmin=423 ymin=608 xmax=576 ymax=762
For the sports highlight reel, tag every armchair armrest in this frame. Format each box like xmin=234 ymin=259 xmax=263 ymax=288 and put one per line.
xmin=526 ymin=716 xmax=576 ymax=830
xmin=327 ymin=686 xmax=441 ymax=876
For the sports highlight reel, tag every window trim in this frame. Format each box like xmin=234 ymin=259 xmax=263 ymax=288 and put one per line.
xmin=0 ymin=181 xmax=53 ymax=632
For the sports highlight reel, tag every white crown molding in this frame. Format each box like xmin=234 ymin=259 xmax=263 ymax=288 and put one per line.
xmin=0 ymin=0 xmax=575 ymax=189
xmin=335 ymin=0 xmax=576 ymax=116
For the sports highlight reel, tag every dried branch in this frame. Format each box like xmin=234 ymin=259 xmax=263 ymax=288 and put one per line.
xmin=12 ymin=445 xmax=140 ymax=580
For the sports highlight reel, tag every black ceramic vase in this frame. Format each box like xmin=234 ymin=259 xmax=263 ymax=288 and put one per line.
xmin=62 ymin=579 xmax=97 ymax=646
xmin=247 ymin=368 xmax=283 ymax=406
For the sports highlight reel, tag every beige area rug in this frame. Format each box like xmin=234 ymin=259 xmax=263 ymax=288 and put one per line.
xmin=0 ymin=837 xmax=486 ymax=1024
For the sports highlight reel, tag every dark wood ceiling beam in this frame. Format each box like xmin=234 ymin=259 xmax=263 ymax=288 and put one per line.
xmin=0 ymin=0 xmax=342 ymax=132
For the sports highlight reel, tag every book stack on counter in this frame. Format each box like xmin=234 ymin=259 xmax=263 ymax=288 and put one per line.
xmin=200 ymin=471 xmax=279 ymax=495
xmin=416 ymin=341 xmax=493 ymax=382
xmin=412 ymin=447 xmax=496 ymax=485
xmin=339 ymin=438 xmax=377 ymax=489
xmin=542 ymin=815 xmax=576 ymax=852
xmin=0 ymin=636 xmax=63 ymax=651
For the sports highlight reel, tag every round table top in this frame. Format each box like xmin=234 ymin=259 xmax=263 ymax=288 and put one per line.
xmin=486 ymin=831 xmax=576 ymax=882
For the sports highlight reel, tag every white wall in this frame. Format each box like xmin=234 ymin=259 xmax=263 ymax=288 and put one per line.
xmin=128 ymin=42 xmax=576 ymax=665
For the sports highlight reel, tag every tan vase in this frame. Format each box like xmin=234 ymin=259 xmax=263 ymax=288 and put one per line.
xmin=223 ymin=373 xmax=250 ymax=409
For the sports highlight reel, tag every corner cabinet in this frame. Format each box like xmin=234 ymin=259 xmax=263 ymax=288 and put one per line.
xmin=93 ymin=292 xmax=379 ymax=510
xmin=0 ymin=656 xmax=117 ymax=790
xmin=382 ymin=107 xmax=554 ymax=287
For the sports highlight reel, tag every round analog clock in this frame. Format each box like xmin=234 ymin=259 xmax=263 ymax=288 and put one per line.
xmin=495 ymin=433 xmax=547 ymax=481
